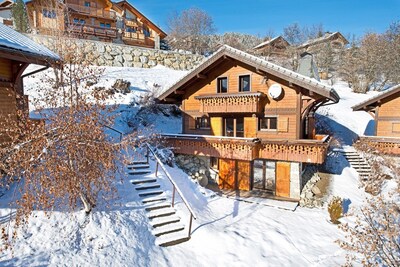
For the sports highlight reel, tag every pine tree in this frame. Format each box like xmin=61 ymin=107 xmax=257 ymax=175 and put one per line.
xmin=11 ymin=0 xmax=29 ymax=33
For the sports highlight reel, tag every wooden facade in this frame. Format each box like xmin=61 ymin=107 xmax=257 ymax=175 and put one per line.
xmin=353 ymin=84 xmax=400 ymax=155
xmin=0 ymin=23 xmax=60 ymax=145
xmin=25 ymin=0 xmax=166 ymax=49
xmin=158 ymin=46 xmax=339 ymax=200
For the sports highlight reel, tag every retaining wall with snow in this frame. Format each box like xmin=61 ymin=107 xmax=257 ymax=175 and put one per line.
xmin=28 ymin=34 xmax=205 ymax=71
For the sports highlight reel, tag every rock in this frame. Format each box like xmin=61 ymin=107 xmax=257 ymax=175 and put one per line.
xmin=115 ymin=55 xmax=124 ymax=64
xmin=198 ymin=174 xmax=208 ymax=187
xmin=140 ymin=56 xmax=148 ymax=64
xmin=104 ymin=53 xmax=113 ymax=60
xmin=198 ymin=167 xmax=207 ymax=174
xmin=311 ymin=185 xmax=321 ymax=196
xmin=123 ymin=54 xmax=133 ymax=61
xmin=305 ymin=191 xmax=314 ymax=199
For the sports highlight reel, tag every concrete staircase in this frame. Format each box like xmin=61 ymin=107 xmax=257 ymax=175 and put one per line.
xmin=339 ymin=148 xmax=371 ymax=181
xmin=128 ymin=161 xmax=190 ymax=247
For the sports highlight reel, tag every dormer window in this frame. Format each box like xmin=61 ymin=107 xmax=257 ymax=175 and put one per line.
xmin=217 ymin=77 xmax=228 ymax=93
xmin=239 ymin=75 xmax=250 ymax=92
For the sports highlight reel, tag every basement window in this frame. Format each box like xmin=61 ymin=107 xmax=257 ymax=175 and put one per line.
xmin=217 ymin=77 xmax=228 ymax=93
xmin=259 ymin=116 xmax=277 ymax=131
xmin=239 ymin=75 xmax=250 ymax=92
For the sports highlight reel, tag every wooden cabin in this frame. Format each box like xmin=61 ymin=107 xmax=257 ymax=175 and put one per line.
xmin=297 ymin=32 xmax=349 ymax=52
xmin=158 ymin=45 xmax=340 ymax=201
xmin=0 ymin=0 xmax=13 ymax=26
xmin=254 ymin=36 xmax=290 ymax=57
xmin=352 ymin=84 xmax=400 ymax=155
xmin=0 ymin=22 xmax=60 ymax=144
xmin=25 ymin=0 xmax=166 ymax=49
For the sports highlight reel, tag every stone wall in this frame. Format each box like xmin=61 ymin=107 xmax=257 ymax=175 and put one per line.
xmin=175 ymin=155 xmax=215 ymax=187
xmin=300 ymin=166 xmax=324 ymax=208
xmin=28 ymin=34 xmax=205 ymax=71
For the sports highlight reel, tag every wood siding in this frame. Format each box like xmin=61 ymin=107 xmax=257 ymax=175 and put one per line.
xmin=0 ymin=58 xmax=12 ymax=80
xmin=376 ymin=91 xmax=400 ymax=137
xmin=0 ymin=87 xmax=16 ymax=144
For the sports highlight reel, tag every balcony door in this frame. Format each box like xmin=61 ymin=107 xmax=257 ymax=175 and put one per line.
xmin=224 ymin=117 xmax=244 ymax=137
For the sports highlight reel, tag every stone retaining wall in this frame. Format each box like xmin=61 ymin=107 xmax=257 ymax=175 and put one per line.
xmin=28 ymin=34 xmax=205 ymax=71
xmin=175 ymin=155 xmax=216 ymax=187
xmin=300 ymin=166 xmax=324 ymax=208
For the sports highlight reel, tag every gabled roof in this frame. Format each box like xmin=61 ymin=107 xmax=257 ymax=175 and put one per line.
xmin=298 ymin=32 xmax=349 ymax=49
xmin=0 ymin=22 xmax=60 ymax=65
xmin=254 ymin=36 xmax=290 ymax=50
xmin=352 ymin=84 xmax=400 ymax=111
xmin=114 ymin=0 xmax=167 ymax=38
xmin=0 ymin=0 xmax=13 ymax=8
xmin=158 ymin=45 xmax=339 ymax=103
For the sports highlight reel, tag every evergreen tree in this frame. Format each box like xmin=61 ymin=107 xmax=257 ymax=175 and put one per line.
xmin=11 ymin=0 xmax=29 ymax=33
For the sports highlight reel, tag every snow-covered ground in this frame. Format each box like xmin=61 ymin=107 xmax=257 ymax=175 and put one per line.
xmin=0 ymin=66 xmax=392 ymax=266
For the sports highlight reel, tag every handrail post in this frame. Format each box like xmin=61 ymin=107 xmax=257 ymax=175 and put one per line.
xmin=172 ymin=186 xmax=176 ymax=207
xmin=188 ymin=214 xmax=193 ymax=238
xmin=155 ymin=162 xmax=159 ymax=177
xmin=146 ymin=145 xmax=149 ymax=164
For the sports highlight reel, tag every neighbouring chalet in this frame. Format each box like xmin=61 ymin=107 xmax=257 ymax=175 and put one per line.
xmin=0 ymin=0 xmax=13 ymax=26
xmin=253 ymin=36 xmax=290 ymax=57
xmin=25 ymin=0 xmax=167 ymax=49
xmin=352 ymin=84 xmax=400 ymax=155
xmin=0 ymin=23 xmax=60 ymax=144
xmin=158 ymin=45 xmax=340 ymax=201
xmin=297 ymin=32 xmax=349 ymax=52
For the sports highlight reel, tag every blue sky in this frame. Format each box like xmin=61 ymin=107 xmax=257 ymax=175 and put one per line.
xmin=131 ymin=0 xmax=399 ymax=38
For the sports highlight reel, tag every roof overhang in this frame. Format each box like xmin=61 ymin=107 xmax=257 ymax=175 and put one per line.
xmin=352 ymin=84 xmax=400 ymax=111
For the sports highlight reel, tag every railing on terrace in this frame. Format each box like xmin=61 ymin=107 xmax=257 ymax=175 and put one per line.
xmin=67 ymin=3 xmax=116 ymax=20
xmin=195 ymin=92 xmax=266 ymax=114
xmin=162 ymin=133 xmax=331 ymax=164
xmin=359 ymin=136 xmax=400 ymax=155
xmin=66 ymin=24 xmax=117 ymax=38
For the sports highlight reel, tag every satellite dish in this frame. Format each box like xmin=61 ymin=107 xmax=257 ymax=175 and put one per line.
xmin=268 ymin=84 xmax=283 ymax=99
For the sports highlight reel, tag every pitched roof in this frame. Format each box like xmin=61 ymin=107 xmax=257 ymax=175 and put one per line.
xmin=254 ymin=36 xmax=289 ymax=50
xmin=298 ymin=32 xmax=349 ymax=49
xmin=158 ymin=45 xmax=339 ymax=103
xmin=352 ymin=84 xmax=400 ymax=111
xmin=0 ymin=23 xmax=60 ymax=64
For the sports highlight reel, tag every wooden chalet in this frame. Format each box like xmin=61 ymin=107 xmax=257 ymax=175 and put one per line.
xmin=158 ymin=45 xmax=340 ymax=201
xmin=0 ymin=22 xmax=60 ymax=144
xmin=0 ymin=0 xmax=13 ymax=26
xmin=25 ymin=0 xmax=166 ymax=49
xmin=353 ymin=84 xmax=400 ymax=155
xmin=253 ymin=36 xmax=290 ymax=57
xmin=297 ymin=32 xmax=349 ymax=52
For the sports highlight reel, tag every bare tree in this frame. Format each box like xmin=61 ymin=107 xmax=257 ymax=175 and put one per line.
xmin=167 ymin=7 xmax=216 ymax=54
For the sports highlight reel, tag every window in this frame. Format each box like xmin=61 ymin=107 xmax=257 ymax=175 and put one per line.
xmin=84 ymin=1 xmax=91 ymax=7
xmin=43 ymin=9 xmax=56 ymax=19
xmin=210 ymin=157 xmax=218 ymax=170
xmin=73 ymin=18 xmax=79 ymax=24
xmin=126 ymin=26 xmax=136 ymax=33
xmin=100 ymin=22 xmax=105 ymax=27
xmin=80 ymin=19 xmax=86 ymax=25
xmin=259 ymin=116 xmax=277 ymax=130
xmin=239 ymin=75 xmax=250 ymax=92
xmin=105 ymin=23 xmax=111 ymax=28
xmin=217 ymin=77 xmax=228 ymax=93
xmin=224 ymin=117 xmax=244 ymax=137
xmin=196 ymin=116 xmax=210 ymax=129
xmin=73 ymin=18 xmax=85 ymax=24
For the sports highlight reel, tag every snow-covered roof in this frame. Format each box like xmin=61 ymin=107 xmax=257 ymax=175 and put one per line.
xmin=298 ymin=32 xmax=349 ymax=49
xmin=159 ymin=45 xmax=339 ymax=103
xmin=0 ymin=23 xmax=60 ymax=63
xmin=254 ymin=36 xmax=289 ymax=50
xmin=352 ymin=84 xmax=400 ymax=111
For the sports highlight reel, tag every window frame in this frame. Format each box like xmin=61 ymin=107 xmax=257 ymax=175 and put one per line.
xmin=217 ymin=77 xmax=228 ymax=93
xmin=196 ymin=116 xmax=211 ymax=130
xmin=239 ymin=74 xmax=251 ymax=92
xmin=259 ymin=116 xmax=278 ymax=131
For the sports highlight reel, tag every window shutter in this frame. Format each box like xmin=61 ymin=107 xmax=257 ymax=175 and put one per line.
xmin=188 ymin=116 xmax=196 ymax=130
xmin=278 ymin=116 xmax=289 ymax=132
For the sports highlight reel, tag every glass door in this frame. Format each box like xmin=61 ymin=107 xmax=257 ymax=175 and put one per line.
xmin=253 ymin=160 xmax=276 ymax=194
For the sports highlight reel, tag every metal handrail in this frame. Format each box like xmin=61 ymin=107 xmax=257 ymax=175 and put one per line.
xmin=103 ymin=125 xmax=123 ymax=142
xmin=145 ymin=143 xmax=197 ymax=237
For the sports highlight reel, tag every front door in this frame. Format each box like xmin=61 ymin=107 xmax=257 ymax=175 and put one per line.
xmin=276 ymin=162 xmax=291 ymax=197
xmin=218 ymin=159 xmax=236 ymax=189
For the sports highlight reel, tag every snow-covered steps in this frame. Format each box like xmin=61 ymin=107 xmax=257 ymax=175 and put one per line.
xmin=128 ymin=170 xmax=152 ymax=175
xmin=155 ymin=232 xmax=190 ymax=247
xmin=144 ymin=202 xmax=171 ymax=211
xmin=147 ymin=207 xmax=176 ymax=219
xmin=338 ymin=148 xmax=372 ymax=180
xmin=135 ymin=183 xmax=161 ymax=191
xmin=141 ymin=195 xmax=167 ymax=204
xmin=130 ymin=178 xmax=157 ymax=185
xmin=150 ymin=215 xmax=181 ymax=228
xmin=152 ymin=223 xmax=185 ymax=237
xmin=127 ymin=164 xmax=150 ymax=170
xmin=138 ymin=190 xmax=163 ymax=197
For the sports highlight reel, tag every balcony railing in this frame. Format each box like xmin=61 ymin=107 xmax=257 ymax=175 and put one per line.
xmin=67 ymin=3 xmax=116 ymax=20
xmin=124 ymin=19 xmax=138 ymax=27
xmin=67 ymin=24 xmax=117 ymax=38
xmin=195 ymin=92 xmax=266 ymax=114
xmin=162 ymin=134 xmax=330 ymax=164
xmin=122 ymin=32 xmax=155 ymax=47
xmin=359 ymin=136 xmax=400 ymax=155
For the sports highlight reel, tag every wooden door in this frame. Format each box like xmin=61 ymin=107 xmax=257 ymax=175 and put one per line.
xmin=218 ymin=159 xmax=236 ymax=189
xmin=276 ymin=162 xmax=290 ymax=197
xmin=237 ymin=160 xmax=251 ymax=190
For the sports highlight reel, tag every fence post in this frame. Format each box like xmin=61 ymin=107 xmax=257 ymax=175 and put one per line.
xmin=172 ymin=186 xmax=176 ymax=207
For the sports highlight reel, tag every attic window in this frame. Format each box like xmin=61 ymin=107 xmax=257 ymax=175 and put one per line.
xmin=239 ymin=75 xmax=250 ymax=92
xmin=43 ymin=9 xmax=56 ymax=19
xmin=217 ymin=77 xmax=228 ymax=93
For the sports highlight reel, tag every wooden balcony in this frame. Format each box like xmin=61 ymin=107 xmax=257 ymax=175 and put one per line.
xmin=162 ymin=134 xmax=259 ymax=161
xmin=124 ymin=19 xmax=138 ymax=27
xmin=67 ymin=24 xmax=117 ymax=38
xmin=67 ymin=3 xmax=116 ymax=20
xmin=195 ymin=92 xmax=266 ymax=114
xmin=122 ymin=32 xmax=155 ymax=47
xmin=162 ymin=134 xmax=330 ymax=164
xmin=358 ymin=136 xmax=400 ymax=155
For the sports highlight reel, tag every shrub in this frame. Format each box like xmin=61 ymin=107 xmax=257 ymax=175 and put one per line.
xmin=328 ymin=196 xmax=343 ymax=224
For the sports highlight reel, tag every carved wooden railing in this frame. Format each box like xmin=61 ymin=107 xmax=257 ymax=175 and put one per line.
xmin=162 ymin=134 xmax=330 ymax=164
xmin=67 ymin=3 xmax=116 ymax=20
xmin=122 ymin=32 xmax=155 ymax=47
xmin=359 ymin=136 xmax=400 ymax=155
xmin=66 ymin=24 xmax=117 ymax=38
xmin=195 ymin=92 xmax=266 ymax=113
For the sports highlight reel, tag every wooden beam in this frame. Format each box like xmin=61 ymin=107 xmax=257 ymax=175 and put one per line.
xmin=197 ymin=73 xmax=207 ymax=79
xmin=164 ymin=97 xmax=179 ymax=103
xmin=0 ymin=81 xmax=13 ymax=88
xmin=174 ymin=90 xmax=185 ymax=95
